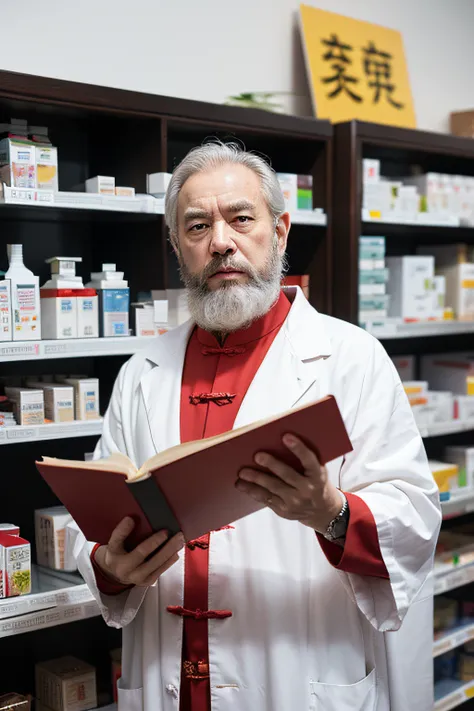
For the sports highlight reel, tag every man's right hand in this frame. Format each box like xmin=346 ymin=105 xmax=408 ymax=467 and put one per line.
xmin=94 ymin=517 xmax=185 ymax=587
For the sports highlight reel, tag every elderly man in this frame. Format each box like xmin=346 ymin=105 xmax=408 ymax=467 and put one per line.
xmin=74 ymin=142 xmax=441 ymax=711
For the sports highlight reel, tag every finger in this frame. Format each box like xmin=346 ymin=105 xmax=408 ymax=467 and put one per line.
xmin=283 ymin=434 xmax=323 ymax=477
xmin=127 ymin=529 xmax=171 ymax=568
xmin=107 ymin=517 xmax=136 ymax=554
xmin=133 ymin=532 xmax=185 ymax=582
xmin=236 ymin=478 xmax=287 ymax=511
xmin=138 ymin=552 xmax=180 ymax=587
xmin=239 ymin=467 xmax=295 ymax=499
xmin=253 ymin=452 xmax=302 ymax=489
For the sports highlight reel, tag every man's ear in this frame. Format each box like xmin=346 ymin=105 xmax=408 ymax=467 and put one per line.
xmin=276 ymin=212 xmax=291 ymax=253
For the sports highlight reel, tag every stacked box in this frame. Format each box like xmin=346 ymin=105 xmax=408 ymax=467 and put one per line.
xmin=35 ymin=657 xmax=97 ymax=711
xmin=385 ymin=256 xmax=435 ymax=320
xmin=4 ymin=387 xmax=44 ymax=426
xmin=359 ymin=237 xmax=389 ymax=324
xmin=35 ymin=507 xmax=76 ymax=571
xmin=0 ymin=534 xmax=31 ymax=598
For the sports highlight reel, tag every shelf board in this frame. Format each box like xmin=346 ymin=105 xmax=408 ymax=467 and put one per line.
xmin=366 ymin=321 xmax=474 ymax=340
xmin=290 ymin=211 xmax=327 ymax=226
xmin=0 ymin=187 xmax=164 ymax=214
xmin=418 ymin=419 xmax=474 ymax=439
xmin=435 ymin=562 xmax=474 ymax=595
xmin=362 ymin=210 xmax=462 ymax=228
xmin=442 ymin=492 xmax=474 ymax=519
xmin=0 ymin=419 xmax=103 ymax=445
xmin=435 ymin=678 xmax=474 ymax=711
xmin=0 ymin=336 xmax=157 ymax=362
xmin=0 ymin=566 xmax=99 ymax=637
xmin=434 ymin=620 xmax=474 ymax=658
xmin=0 ymin=566 xmax=91 ymax=620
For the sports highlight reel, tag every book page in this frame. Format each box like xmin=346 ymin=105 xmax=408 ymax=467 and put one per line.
xmin=40 ymin=452 xmax=137 ymax=479
xmin=132 ymin=397 xmax=332 ymax=482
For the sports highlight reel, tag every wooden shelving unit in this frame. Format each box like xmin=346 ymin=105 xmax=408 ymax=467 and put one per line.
xmin=0 ymin=69 xmax=332 ymax=702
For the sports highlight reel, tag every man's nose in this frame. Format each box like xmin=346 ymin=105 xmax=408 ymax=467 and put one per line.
xmin=209 ymin=221 xmax=237 ymax=256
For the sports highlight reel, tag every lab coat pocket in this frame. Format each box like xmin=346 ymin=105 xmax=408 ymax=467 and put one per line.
xmin=117 ymin=680 xmax=144 ymax=711
xmin=309 ymin=667 xmax=376 ymax=711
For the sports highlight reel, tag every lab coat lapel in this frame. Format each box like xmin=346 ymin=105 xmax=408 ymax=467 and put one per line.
xmin=234 ymin=287 xmax=332 ymax=428
xmin=139 ymin=322 xmax=194 ymax=454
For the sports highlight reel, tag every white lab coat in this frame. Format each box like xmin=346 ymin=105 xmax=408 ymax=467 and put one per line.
xmin=73 ymin=287 xmax=441 ymax=711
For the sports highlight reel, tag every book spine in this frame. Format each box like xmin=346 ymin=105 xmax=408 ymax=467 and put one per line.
xmin=128 ymin=479 xmax=181 ymax=540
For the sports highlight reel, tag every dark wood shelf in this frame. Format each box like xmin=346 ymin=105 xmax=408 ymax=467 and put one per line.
xmin=333 ymin=120 xmax=474 ymax=325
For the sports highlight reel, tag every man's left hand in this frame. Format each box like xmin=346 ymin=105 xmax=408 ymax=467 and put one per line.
xmin=236 ymin=433 xmax=343 ymax=534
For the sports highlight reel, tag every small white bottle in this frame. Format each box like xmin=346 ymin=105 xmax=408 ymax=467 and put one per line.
xmin=5 ymin=244 xmax=41 ymax=341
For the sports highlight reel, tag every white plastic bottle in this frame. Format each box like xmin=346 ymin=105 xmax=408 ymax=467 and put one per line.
xmin=5 ymin=244 xmax=41 ymax=341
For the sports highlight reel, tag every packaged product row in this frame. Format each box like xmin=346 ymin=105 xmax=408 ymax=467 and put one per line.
xmin=359 ymin=237 xmax=474 ymax=325
xmin=0 ymin=648 xmax=121 ymax=710
xmin=363 ymin=158 xmax=474 ymax=224
xmin=0 ymin=374 xmax=100 ymax=427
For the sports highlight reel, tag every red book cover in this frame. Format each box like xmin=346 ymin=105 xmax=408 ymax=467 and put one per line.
xmin=36 ymin=395 xmax=352 ymax=548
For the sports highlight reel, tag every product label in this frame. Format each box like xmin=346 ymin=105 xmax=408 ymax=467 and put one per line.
xmin=61 ymin=299 xmax=73 ymax=312
xmin=82 ymin=300 xmax=93 ymax=311
xmin=5 ymin=545 xmax=31 ymax=597
xmin=102 ymin=289 xmax=130 ymax=313
xmin=85 ymin=390 xmax=98 ymax=419
xmin=14 ymin=284 xmax=38 ymax=333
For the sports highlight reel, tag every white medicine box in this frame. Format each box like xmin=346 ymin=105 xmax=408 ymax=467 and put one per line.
xmin=385 ymin=256 xmax=435 ymax=320
xmin=76 ymin=290 xmax=98 ymax=338
xmin=85 ymin=175 xmax=115 ymax=195
xmin=0 ymin=279 xmax=12 ymax=341
xmin=443 ymin=262 xmax=474 ymax=320
xmin=35 ymin=506 xmax=76 ymax=571
xmin=40 ymin=290 xmax=78 ymax=339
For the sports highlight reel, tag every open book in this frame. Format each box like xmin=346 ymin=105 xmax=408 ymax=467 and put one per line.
xmin=36 ymin=395 xmax=352 ymax=549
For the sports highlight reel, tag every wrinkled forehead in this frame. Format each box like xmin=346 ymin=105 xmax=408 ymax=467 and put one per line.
xmin=177 ymin=163 xmax=267 ymax=214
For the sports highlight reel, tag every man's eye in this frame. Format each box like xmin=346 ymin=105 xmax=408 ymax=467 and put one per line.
xmin=235 ymin=215 xmax=252 ymax=223
xmin=189 ymin=223 xmax=208 ymax=232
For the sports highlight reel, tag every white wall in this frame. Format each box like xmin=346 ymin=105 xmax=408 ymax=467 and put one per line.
xmin=1 ymin=0 xmax=473 ymax=133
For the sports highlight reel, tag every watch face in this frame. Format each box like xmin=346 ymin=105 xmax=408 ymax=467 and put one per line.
xmin=331 ymin=517 xmax=348 ymax=540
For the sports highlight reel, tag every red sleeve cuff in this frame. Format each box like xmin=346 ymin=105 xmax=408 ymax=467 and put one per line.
xmin=317 ymin=492 xmax=389 ymax=579
xmin=91 ymin=543 xmax=132 ymax=596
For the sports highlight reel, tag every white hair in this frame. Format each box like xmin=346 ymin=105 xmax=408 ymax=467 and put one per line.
xmin=164 ymin=140 xmax=286 ymax=249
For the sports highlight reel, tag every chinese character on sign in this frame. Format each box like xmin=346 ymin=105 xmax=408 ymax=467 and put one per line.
xmin=321 ymin=34 xmax=362 ymax=103
xmin=362 ymin=41 xmax=404 ymax=109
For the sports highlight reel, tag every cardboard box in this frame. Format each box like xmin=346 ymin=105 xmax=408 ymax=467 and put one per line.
xmin=0 ymin=533 xmax=31 ymax=598
xmin=276 ymin=173 xmax=297 ymax=212
xmin=297 ymin=175 xmax=312 ymax=211
xmin=442 ymin=262 xmax=474 ymax=319
xmin=403 ymin=380 xmax=429 ymax=406
xmin=65 ymin=378 xmax=99 ymax=421
xmin=146 ymin=172 xmax=171 ymax=197
xmin=98 ymin=289 xmax=129 ymax=337
xmin=392 ymin=355 xmax=415 ymax=382
xmin=445 ymin=447 xmax=474 ymax=491
xmin=35 ymin=656 xmax=97 ymax=711
xmin=114 ymin=186 xmax=135 ymax=197
xmin=432 ymin=275 xmax=446 ymax=319
xmin=421 ymin=355 xmax=474 ymax=395
xmin=386 ymin=256 xmax=435 ymax=320
xmin=362 ymin=158 xmax=380 ymax=184
xmin=404 ymin=173 xmax=442 ymax=214
xmin=0 ymin=693 xmax=30 ymax=710
xmin=133 ymin=303 xmax=156 ymax=337
xmin=76 ymin=290 xmax=99 ymax=339
xmin=35 ymin=507 xmax=76 ymax=571
xmin=0 ymin=279 xmax=12 ymax=341
xmin=451 ymin=110 xmax=474 ymax=138
xmin=427 ymin=391 xmax=454 ymax=422
xmin=36 ymin=145 xmax=58 ymax=191
xmin=85 ymin=176 xmax=114 ymax=195
xmin=26 ymin=382 xmax=74 ymax=423
xmin=429 ymin=460 xmax=459 ymax=495
xmin=359 ymin=237 xmax=385 ymax=260
xmin=4 ymin=387 xmax=44 ymax=426
xmin=0 ymin=138 xmax=36 ymax=189
xmin=0 ymin=524 xmax=20 ymax=536
xmin=40 ymin=290 xmax=78 ymax=339
xmin=454 ymin=395 xmax=474 ymax=421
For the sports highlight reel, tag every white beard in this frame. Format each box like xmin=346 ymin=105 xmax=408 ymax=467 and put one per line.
xmin=179 ymin=242 xmax=286 ymax=333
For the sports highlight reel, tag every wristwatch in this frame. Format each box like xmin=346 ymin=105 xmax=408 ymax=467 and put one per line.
xmin=323 ymin=491 xmax=350 ymax=542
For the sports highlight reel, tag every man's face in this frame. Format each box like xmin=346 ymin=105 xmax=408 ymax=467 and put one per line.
xmin=176 ymin=163 xmax=289 ymax=290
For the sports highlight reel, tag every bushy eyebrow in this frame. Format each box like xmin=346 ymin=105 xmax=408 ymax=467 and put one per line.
xmin=183 ymin=199 xmax=256 ymax=223
xmin=226 ymin=199 xmax=256 ymax=213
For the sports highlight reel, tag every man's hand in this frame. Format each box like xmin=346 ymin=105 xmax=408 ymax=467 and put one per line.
xmin=236 ymin=433 xmax=343 ymax=534
xmin=94 ymin=517 xmax=185 ymax=587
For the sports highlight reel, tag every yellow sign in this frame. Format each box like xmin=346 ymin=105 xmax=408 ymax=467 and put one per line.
xmin=299 ymin=5 xmax=416 ymax=128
